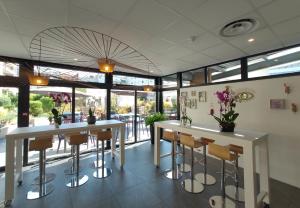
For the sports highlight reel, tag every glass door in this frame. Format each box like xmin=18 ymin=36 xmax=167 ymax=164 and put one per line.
xmin=162 ymin=90 xmax=178 ymax=120
xmin=29 ymin=86 xmax=73 ymax=162
xmin=111 ymin=90 xmax=135 ymax=144
xmin=0 ymin=87 xmax=18 ymax=168
xmin=136 ymin=91 xmax=156 ymax=142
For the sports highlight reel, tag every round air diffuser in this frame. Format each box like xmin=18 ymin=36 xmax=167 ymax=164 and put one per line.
xmin=220 ymin=18 xmax=258 ymax=37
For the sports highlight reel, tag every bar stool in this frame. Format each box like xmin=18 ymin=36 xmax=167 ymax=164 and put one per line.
xmin=93 ymin=129 xmax=112 ymax=179
xmin=89 ymin=130 xmax=105 ymax=168
xmin=208 ymin=143 xmax=236 ymax=208
xmin=195 ymin=137 xmax=216 ymax=185
xmin=65 ymin=133 xmax=89 ymax=188
xmin=27 ymin=137 xmax=54 ymax=200
xmin=225 ymin=144 xmax=245 ymax=202
xmin=163 ymin=130 xmax=182 ymax=180
xmin=180 ymin=133 xmax=204 ymax=193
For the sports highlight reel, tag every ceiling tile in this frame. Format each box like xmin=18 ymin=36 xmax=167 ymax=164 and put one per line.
xmin=111 ymin=23 xmax=152 ymax=49
xmin=159 ymin=45 xmax=195 ymax=59
xmin=202 ymin=43 xmax=245 ymax=61
xmin=123 ymin=0 xmax=180 ymax=35
xmin=276 ymin=33 xmax=300 ymax=47
xmin=179 ymin=52 xmax=218 ymax=66
xmin=181 ymin=32 xmax=223 ymax=52
xmin=0 ymin=12 xmax=15 ymax=33
xmin=3 ymin=0 xmax=69 ymax=25
xmin=70 ymin=0 xmax=137 ymax=22
xmin=139 ymin=38 xmax=174 ymax=54
xmin=271 ymin=16 xmax=300 ymax=38
xmin=68 ymin=5 xmax=118 ymax=34
xmin=160 ymin=17 xmax=205 ymax=44
xmin=155 ymin=0 xmax=207 ymax=16
xmin=187 ymin=0 xmax=253 ymax=30
xmin=258 ymin=0 xmax=300 ymax=25
xmin=229 ymin=28 xmax=281 ymax=54
xmin=0 ymin=30 xmax=29 ymax=58
xmin=249 ymin=0 xmax=273 ymax=8
xmin=242 ymin=40 xmax=282 ymax=55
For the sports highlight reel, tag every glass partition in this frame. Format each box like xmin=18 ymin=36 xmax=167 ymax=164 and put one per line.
xmin=248 ymin=46 xmax=300 ymax=78
xmin=162 ymin=74 xmax=177 ymax=88
xmin=182 ymin=68 xmax=205 ymax=87
xmin=0 ymin=62 xmax=19 ymax=77
xmin=207 ymin=60 xmax=241 ymax=83
xmin=162 ymin=90 xmax=177 ymax=120
xmin=0 ymin=87 xmax=18 ymax=167
xmin=137 ymin=91 xmax=156 ymax=142
xmin=113 ymin=74 xmax=155 ymax=86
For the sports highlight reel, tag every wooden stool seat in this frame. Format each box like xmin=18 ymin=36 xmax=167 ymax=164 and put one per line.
xmin=208 ymin=143 xmax=236 ymax=161
xmin=200 ymin=137 xmax=215 ymax=146
xmin=29 ymin=137 xmax=53 ymax=151
xmin=95 ymin=130 xmax=112 ymax=141
xmin=162 ymin=131 xmax=177 ymax=141
xmin=66 ymin=134 xmax=88 ymax=145
xmin=228 ymin=144 xmax=243 ymax=155
xmin=180 ymin=134 xmax=202 ymax=148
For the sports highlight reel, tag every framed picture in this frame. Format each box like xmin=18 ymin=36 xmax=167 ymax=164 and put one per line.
xmin=270 ymin=99 xmax=285 ymax=109
xmin=198 ymin=91 xmax=206 ymax=102
xmin=181 ymin=92 xmax=188 ymax=97
xmin=190 ymin=98 xmax=197 ymax=109
xmin=191 ymin=91 xmax=196 ymax=96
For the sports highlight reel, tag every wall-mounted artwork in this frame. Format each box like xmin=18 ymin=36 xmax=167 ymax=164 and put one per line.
xmin=191 ymin=91 xmax=196 ymax=96
xmin=190 ymin=98 xmax=197 ymax=109
xmin=181 ymin=92 xmax=188 ymax=97
xmin=270 ymin=99 xmax=285 ymax=109
xmin=236 ymin=92 xmax=254 ymax=102
xmin=198 ymin=91 xmax=206 ymax=102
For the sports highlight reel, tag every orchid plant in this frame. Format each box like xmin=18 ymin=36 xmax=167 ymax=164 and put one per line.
xmin=210 ymin=87 xmax=239 ymax=131
xmin=49 ymin=93 xmax=71 ymax=126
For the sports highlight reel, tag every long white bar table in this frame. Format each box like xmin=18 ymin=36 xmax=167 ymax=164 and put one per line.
xmin=154 ymin=120 xmax=270 ymax=208
xmin=4 ymin=120 xmax=125 ymax=206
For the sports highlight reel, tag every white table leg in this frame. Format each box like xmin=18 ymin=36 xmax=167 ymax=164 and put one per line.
xmin=16 ymin=139 xmax=23 ymax=184
xmin=243 ymin=143 xmax=257 ymax=208
xmin=154 ymin=126 xmax=160 ymax=167
xmin=5 ymin=138 xmax=15 ymax=206
xmin=119 ymin=125 xmax=125 ymax=167
xmin=259 ymin=138 xmax=270 ymax=205
xmin=111 ymin=128 xmax=116 ymax=159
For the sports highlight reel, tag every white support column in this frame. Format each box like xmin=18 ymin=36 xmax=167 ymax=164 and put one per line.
xmin=119 ymin=125 xmax=125 ymax=167
xmin=5 ymin=138 xmax=15 ymax=206
xmin=16 ymin=139 xmax=23 ymax=184
xmin=243 ymin=143 xmax=257 ymax=208
xmin=154 ymin=125 xmax=161 ymax=167
xmin=111 ymin=128 xmax=116 ymax=159
xmin=259 ymin=138 xmax=271 ymax=205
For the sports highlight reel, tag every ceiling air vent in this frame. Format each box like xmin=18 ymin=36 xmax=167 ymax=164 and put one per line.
xmin=220 ymin=18 xmax=258 ymax=37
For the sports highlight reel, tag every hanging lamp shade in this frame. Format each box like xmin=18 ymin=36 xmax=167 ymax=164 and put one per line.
xmin=98 ymin=59 xmax=115 ymax=73
xmin=29 ymin=74 xmax=49 ymax=86
xmin=143 ymin=85 xmax=154 ymax=92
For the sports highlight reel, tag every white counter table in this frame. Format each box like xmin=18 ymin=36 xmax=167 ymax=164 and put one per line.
xmin=4 ymin=120 xmax=125 ymax=206
xmin=154 ymin=120 xmax=270 ymax=208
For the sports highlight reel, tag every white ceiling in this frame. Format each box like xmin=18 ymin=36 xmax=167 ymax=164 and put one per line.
xmin=0 ymin=0 xmax=300 ymax=75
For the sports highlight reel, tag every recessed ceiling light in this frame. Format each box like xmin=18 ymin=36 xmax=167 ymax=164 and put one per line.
xmin=248 ymin=38 xmax=255 ymax=42
xmin=74 ymin=58 xmax=78 ymax=61
xmin=150 ymin=70 xmax=154 ymax=73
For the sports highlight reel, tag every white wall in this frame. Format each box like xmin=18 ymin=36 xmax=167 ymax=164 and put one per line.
xmin=180 ymin=76 xmax=300 ymax=188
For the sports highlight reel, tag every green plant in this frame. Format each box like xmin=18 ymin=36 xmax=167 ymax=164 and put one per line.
xmin=88 ymin=107 xmax=95 ymax=117
xmin=29 ymin=100 xmax=43 ymax=116
xmin=0 ymin=95 xmax=12 ymax=109
xmin=145 ymin=112 xmax=166 ymax=126
xmin=40 ymin=96 xmax=54 ymax=113
xmin=181 ymin=113 xmax=192 ymax=125
xmin=51 ymin=108 xmax=66 ymax=125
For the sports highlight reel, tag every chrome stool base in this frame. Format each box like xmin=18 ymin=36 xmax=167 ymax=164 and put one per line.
xmin=209 ymin=196 xmax=236 ymax=208
xmin=66 ymin=175 xmax=89 ymax=188
xmin=195 ymin=173 xmax=216 ymax=185
xmin=179 ymin=163 xmax=191 ymax=173
xmin=181 ymin=179 xmax=204 ymax=193
xmin=226 ymin=185 xmax=245 ymax=202
xmin=27 ymin=184 xmax=54 ymax=200
xmin=33 ymin=173 xmax=56 ymax=185
xmin=164 ymin=168 xmax=182 ymax=180
xmin=93 ymin=168 xmax=112 ymax=179
xmin=91 ymin=160 xmax=106 ymax=169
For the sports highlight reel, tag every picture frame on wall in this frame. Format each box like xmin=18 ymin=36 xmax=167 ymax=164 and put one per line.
xmin=198 ymin=91 xmax=206 ymax=102
xmin=181 ymin=92 xmax=188 ymax=97
xmin=270 ymin=99 xmax=285 ymax=109
xmin=191 ymin=91 xmax=196 ymax=96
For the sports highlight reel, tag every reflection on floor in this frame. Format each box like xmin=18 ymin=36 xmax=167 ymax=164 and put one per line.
xmin=0 ymin=141 xmax=299 ymax=208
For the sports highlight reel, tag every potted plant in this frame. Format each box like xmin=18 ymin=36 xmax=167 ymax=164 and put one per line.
xmin=145 ymin=112 xmax=166 ymax=144
xmin=210 ymin=87 xmax=239 ymax=132
xmin=49 ymin=92 xmax=70 ymax=128
xmin=51 ymin=108 xmax=66 ymax=128
xmin=87 ymin=107 xmax=96 ymax=124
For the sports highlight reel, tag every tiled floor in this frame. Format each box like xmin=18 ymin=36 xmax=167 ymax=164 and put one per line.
xmin=1 ymin=141 xmax=300 ymax=208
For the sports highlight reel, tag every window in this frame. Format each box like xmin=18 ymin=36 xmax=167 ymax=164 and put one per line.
xmin=162 ymin=74 xmax=177 ymax=88
xmin=182 ymin=68 xmax=205 ymax=87
xmin=207 ymin=60 xmax=241 ymax=83
xmin=0 ymin=62 xmax=19 ymax=77
xmin=113 ymin=75 xmax=154 ymax=86
xmin=248 ymin=46 xmax=300 ymax=78
xmin=163 ymin=90 xmax=177 ymax=120
xmin=34 ymin=66 xmax=105 ymax=83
